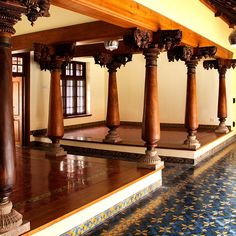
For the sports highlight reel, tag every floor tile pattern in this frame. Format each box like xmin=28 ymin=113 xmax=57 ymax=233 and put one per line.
xmin=87 ymin=150 xmax=236 ymax=235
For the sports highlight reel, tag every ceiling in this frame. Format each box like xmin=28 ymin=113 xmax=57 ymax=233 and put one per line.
xmin=200 ymin=0 xmax=236 ymax=27
xmin=14 ymin=5 xmax=96 ymax=36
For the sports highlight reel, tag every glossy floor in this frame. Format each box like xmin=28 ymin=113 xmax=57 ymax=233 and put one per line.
xmin=12 ymin=148 xmax=151 ymax=232
xmin=87 ymin=143 xmax=236 ymax=235
xmin=63 ymin=125 xmax=224 ymax=149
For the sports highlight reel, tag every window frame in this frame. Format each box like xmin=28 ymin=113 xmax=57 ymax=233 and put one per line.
xmin=61 ymin=61 xmax=87 ymax=118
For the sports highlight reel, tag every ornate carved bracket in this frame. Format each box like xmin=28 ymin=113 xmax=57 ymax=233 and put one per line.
xmin=124 ymin=28 xmax=182 ymax=51
xmin=34 ymin=43 xmax=75 ymax=71
xmin=203 ymin=58 xmax=236 ymax=75
xmin=153 ymin=30 xmax=182 ymax=51
xmin=94 ymin=53 xmax=132 ymax=71
xmin=0 ymin=1 xmax=50 ymax=35
xmin=168 ymin=46 xmax=217 ymax=62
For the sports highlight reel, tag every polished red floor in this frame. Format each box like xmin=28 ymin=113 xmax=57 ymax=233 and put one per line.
xmin=63 ymin=124 xmax=224 ymax=149
xmin=13 ymin=148 xmax=151 ymax=232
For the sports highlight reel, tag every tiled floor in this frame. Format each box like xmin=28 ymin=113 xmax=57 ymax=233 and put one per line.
xmin=87 ymin=143 xmax=236 ymax=235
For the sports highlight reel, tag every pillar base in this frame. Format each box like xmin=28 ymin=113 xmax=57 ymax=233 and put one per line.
xmin=215 ymin=122 xmax=229 ymax=134
xmin=0 ymin=201 xmax=29 ymax=235
xmin=137 ymin=149 xmax=164 ymax=170
xmin=183 ymin=135 xmax=201 ymax=150
xmin=103 ymin=129 xmax=122 ymax=143
xmin=46 ymin=143 xmax=67 ymax=157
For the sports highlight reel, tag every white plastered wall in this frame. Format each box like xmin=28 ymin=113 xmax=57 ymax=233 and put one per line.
xmin=117 ymin=53 xmax=231 ymax=126
xmin=30 ymin=55 xmax=106 ymax=131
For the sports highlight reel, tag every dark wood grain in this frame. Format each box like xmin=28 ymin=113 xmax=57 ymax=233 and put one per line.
xmin=12 ymin=148 xmax=151 ymax=231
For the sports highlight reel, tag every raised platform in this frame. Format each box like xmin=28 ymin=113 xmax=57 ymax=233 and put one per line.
xmin=11 ymin=148 xmax=163 ymax=236
xmin=31 ymin=125 xmax=236 ymax=165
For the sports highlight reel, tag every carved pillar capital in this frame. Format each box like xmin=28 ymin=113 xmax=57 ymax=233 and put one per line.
xmin=0 ymin=1 xmax=50 ymax=35
xmin=168 ymin=45 xmax=217 ymax=63
xmin=203 ymin=58 xmax=236 ymax=77
xmin=94 ymin=53 xmax=132 ymax=71
xmin=34 ymin=43 xmax=75 ymax=71
xmin=124 ymin=28 xmax=182 ymax=52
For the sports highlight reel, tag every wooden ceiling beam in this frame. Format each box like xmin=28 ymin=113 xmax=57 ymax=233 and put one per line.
xmin=75 ymin=41 xmax=141 ymax=57
xmin=12 ymin=21 xmax=128 ymax=51
xmin=52 ymin=0 xmax=233 ymax=59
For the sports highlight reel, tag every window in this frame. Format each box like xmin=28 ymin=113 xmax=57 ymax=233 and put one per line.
xmin=61 ymin=61 xmax=86 ymax=117
xmin=12 ymin=56 xmax=23 ymax=75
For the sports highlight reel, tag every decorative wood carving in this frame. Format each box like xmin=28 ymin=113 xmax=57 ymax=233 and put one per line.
xmin=124 ymin=28 xmax=182 ymax=52
xmin=203 ymin=58 xmax=236 ymax=71
xmin=94 ymin=52 xmax=132 ymax=71
xmin=167 ymin=46 xmax=217 ymax=62
xmin=203 ymin=59 xmax=236 ymax=133
xmin=0 ymin=0 xmax=50 ymax=234
xmin=123 ymin=28 xmax=153 ymax=50
xmin=153 ymin=29 xmax=182 ymax=51
xmin=34 ymin=43 xmax=75 ymax=71
xmin=94 ymin=53 xmax=132 ymax=143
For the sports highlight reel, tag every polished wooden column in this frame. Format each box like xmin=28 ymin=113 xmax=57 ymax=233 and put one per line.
xmin=47 ymin=62 xmax=67 ymax=156
xmin=168 ymin=46 xmax=217 ymax=150
xmin=124 ymin=28 xmax=182 ymax=169
xmin=203 ymin=59 xmax=236 ymax=133
xmin=0 ymin=1 xmax=50 ymax=234
xmin=94 ymin=53 xmax=132 ymax=143
xmin=138 ymin=47 xmax=162 ymax=169
xmin=34 ymin=43 xmax=75 ymax=157
xmin=184 ymin=60 xmax=200 ymax=148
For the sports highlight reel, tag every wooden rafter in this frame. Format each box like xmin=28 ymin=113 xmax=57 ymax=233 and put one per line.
xmin=200 ymin=0 xmax=236 ymax=27
xmin=51 ymin=0 xmax=233 ymax=59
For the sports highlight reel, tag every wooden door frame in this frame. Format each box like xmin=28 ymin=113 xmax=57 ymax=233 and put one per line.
xmin=12 ymin=52 xmax=30 ymax=146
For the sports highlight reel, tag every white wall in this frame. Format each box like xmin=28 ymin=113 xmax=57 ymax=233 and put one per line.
xmin=30 ymin=55 xmax=106 ymax=131
xmin=30 ymin=52 xmax=50 ymax=130
xmin=118 ymin=53 xmax=231 ymax=126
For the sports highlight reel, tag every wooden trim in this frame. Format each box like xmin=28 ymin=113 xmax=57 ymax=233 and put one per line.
xmin=63 ymin=113 xmax=92 ymax=119
xmin=12 ymin=52 xmax=31 ymax=146
xmin=64 ymin=120 xmax=106 ymax=130
xmin=199 ymin=0 xmax=233 ymax=27
xmin=22 ymin=53 xmax=30 ymax=146
xmin=52 ymin=0 xmax=233 ymax=59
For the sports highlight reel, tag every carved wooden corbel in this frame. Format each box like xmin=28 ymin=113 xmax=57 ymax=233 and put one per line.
xmin=124 ymin=28 xmax=182 ymax=51
xmin=94 ymin=52 xmax=132 ymax=71
xmin=168 ymin=45 xmax=217 ymax=62
xmin=34 ymin=43 xmax=75 ymax=71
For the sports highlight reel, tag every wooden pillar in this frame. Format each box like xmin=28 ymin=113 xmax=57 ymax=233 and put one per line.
xmin=0 ymin=1 xmax=50 ymax=234
xmin=138 ymin=47 xmax=162 ymax=169
xmin=184 ymin=60 xmax=200 ymax=148
xmin=34 ymin=43 xmax=75 ymax=157
xmin=47 ymin=62 xmax=67 ymax=156
xmin=124 ymin=28 xmax=182 ymax=169
xmin=104 ymin=66 xmax=121 ymax=143
xmin=94 ymin=53 xmax=132 ymax=143
xmin=216 ymin=66 xmax=228 ymax=133
xmin=203 ymin=59 xmax=236 ymax=134
xmin=168 ymin=46 xmax=217 ymax=150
